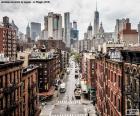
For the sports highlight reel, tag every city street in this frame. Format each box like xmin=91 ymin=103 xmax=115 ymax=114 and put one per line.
xmin=40 ymin=58 xmax=96 ymax=116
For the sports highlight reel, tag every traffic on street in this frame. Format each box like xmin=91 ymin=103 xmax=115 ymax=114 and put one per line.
xmin=40 ymin=56 xmax=96 ymax=116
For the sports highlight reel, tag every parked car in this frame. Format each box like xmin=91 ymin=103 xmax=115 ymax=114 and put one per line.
xmin=75 ymin=74 xmax=78 ymax=79
xmin=39 ymin=95 xmax=47 ymax=102
xmin=75 ymin=81 xmax=81 ymax=88
xmin=59 ymin=83 xmax=66 ymax=93
xmin=74 ymin=88 xmax=81 ymax=99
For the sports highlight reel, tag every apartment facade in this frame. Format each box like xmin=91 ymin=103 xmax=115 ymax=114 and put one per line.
xmin=22 ymin=65 xmax=41 ymax=116
xmin=105 ymin=59 xmax=123 ymax=116
xmin=0 ymin=26 xmax=16 ymax=59
xmin=29 ymin=53 xmax=61 ymax=93
xmin=0 ymin=61 xmax=23 ymax=116
xmin=121 ymin=49 xmax=140 ymax=116
xmin=0 ymin=61 xmax=41 ymax=116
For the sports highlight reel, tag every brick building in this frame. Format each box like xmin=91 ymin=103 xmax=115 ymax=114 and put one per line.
xmin=0 ymin=24 xmax=16 ymax=59
xmin=46 ymin=39 xmax=66 ymax=51
xmin=29 ymin=52 xmax=61 ymax=96
xmin=95 ymin=53 xmax=105 ymax=116
xmin=0 ymin=61 xmax=23 ymax=116
xmin=95 ymin=43 xmax=124 ymax=116
xmin=119 ymin=20 xmax=138 ymax=45
xmin=0 ymin=61 xmax=41 ymax=116
xmin=105 ymin=59 xmax=123 ymax=116
xmin=121 ymin=48 xmax=140 ymax=116
xmin=81 ymin=52 xmax=96 ymax=100
xmin=95 ymin=46 xmax=140 ymax=116
xmin=22 ymin=65 xmax=41 ymax=116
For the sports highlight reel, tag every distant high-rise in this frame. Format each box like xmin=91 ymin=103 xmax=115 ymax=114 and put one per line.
xmin=73 ymin=21 xmax=77 ymax=30
xmin=11 ymin=20 xmax=18 ymax=36
xmin=99 ymin=22 xmax=104 ymax=34
xmin=3 ymin=16 xmax=9 ymax=27
xmin=70 ymin=21 xmax=79 ymax=46
xmin=26 ymin=23 xmax=30 ymax=38
xmin=87 ymin=23 xmax=92 ymax=39
xmin=0 ymin=16 xmax=16 ymax=59
xmin=119 ymin=20 xmax=138 ymax=45
xmin=94 ymin=3 xmax=99 ymax=35
xmin=64 ymin=12 xmax=71 ymax=48
xmin=138 ymin=22 xmax=140 ymax=43
xmin=31 ymin=22 xmax=41 ymax=41
xmin=44 ymin=12 xmax=62 ymax=40
xmin=114 ymin=18 xmax=129 ymax=41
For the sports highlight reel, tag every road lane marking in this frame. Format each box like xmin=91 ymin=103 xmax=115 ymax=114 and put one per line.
xmin=51 ymin=114 xmax=86 ymax=116
xmin=57 ymin=100 xmax=81 ymax=105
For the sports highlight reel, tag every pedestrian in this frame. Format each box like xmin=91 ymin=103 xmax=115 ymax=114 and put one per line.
xmin=87 ymin=109 xmax=90 ymax=116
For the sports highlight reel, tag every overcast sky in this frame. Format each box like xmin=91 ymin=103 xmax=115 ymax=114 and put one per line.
xmin=0 ymin=0 xmax=140 ymax=39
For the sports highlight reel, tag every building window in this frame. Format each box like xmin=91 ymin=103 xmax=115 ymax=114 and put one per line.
xmin=5 ymin=74 xmax=7 ymax=87
xmin=114 ymin=95 xmax=116 ymax=106
xmin=118 ymin=98 xmax=121 ymax=112
xmin=111 ymin=91 xmax=113 ymax=101
xmin=0 ymin=99 xmax=3 ymax=109
xmin=111 ymin=71 xmax=113 ymax=82
xmin=114 ymin=74 xmax=117 ymax=83
xmin=133 ymin=79 xmax=136 ymax=92
xmin=118 ymin=76 xmax=121 ymax=88
xmin=111 ymin=110 xmax=113 ymax=116
xmin=0 ymin=77 xmax=3 ymax=88
xmin=127 ymin=100 xmax=131 ymax=109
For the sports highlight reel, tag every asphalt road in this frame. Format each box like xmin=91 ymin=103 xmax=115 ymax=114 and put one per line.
xmin=51 ymin=58 xmax=86 ymax=115
xmin=40 ymin=57 xmax=96 ymax=116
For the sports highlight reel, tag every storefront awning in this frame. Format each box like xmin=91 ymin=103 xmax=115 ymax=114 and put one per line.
xmin=38 ymin=86 xmax=55 ymax=97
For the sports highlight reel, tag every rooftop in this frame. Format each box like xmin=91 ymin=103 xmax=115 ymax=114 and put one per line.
xmin=0 ymin=60 xmax=23 ymax=70
xmin=22 ymin=64 xmax=38 ymax=76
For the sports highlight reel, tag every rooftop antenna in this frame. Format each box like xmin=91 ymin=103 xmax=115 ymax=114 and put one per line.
xmin=96 ymin=0 xmax=97 ymax=11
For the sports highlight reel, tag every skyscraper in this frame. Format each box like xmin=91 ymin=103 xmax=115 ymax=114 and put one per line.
xmin=26 ymin=23 xmax=30 ymax=38
xmin=44 ymin=12 xmax=62 ymax=40
xmin=70 ymin=21 xmax=79 ymax=41
xmin=94 ymin=3 xmax=99 ymax=35
xmin=31 ymin=22 xmax=41 ymax=41
xmin=64 ymin=12 xmax=71 ymax=48
xmin=87 ymin=23 xmax=92 ymax=39
xmin=138 ymin=22 xmax=140 ymax=43
xmin=73 ymin=21 xmax=77 ymax=30
xmin=114 ymin=18 xmax=129 ymax=41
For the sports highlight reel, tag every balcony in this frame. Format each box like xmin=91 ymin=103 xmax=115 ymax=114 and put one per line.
xmin=2 ymin=102 xmax=18 ymax=114
xmin=3 ymin=83 xmax=17 ymax=95
xmin=31 ymin=82 xmax=37 ymax=89
xmin=132 ymin=93 xmax=140 ymax=103
xmin=31 ymin=94 xmax=38 ymax=101
xmin=124 ymin=65 xmax=130 ymax=74
xmin=125 ymin=86 xmax=132 ymax=95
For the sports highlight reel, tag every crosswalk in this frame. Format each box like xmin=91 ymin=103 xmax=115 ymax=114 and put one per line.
xmin=51 ymin=114 xmax=87 ymax=116
xmin=57 ymin=100 xmax=81 ymax=104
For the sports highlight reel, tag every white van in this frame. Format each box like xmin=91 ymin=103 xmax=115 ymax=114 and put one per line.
xmin=59 ymin=83 xmax=66 ymax=93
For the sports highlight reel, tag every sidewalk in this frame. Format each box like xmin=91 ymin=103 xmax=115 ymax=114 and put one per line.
xmin=81 ymin=96 xmax=97 ymax=116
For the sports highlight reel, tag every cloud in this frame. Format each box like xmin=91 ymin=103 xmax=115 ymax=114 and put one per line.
xmin=0 ymin=0 xmax=140 ymax=39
